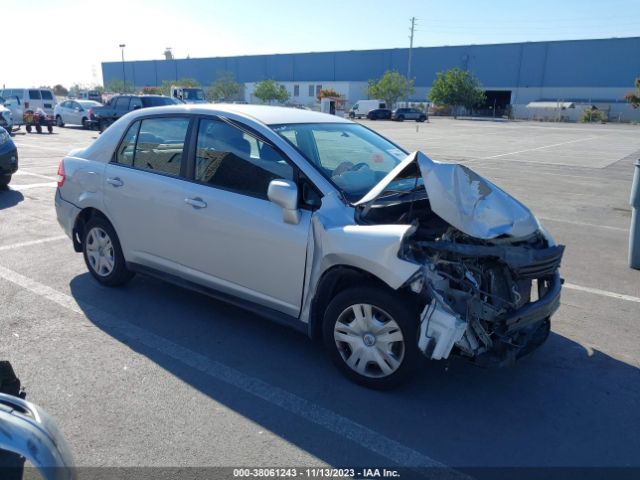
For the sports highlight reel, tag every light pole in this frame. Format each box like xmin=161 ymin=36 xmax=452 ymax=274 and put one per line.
xmin=119 ymin=44 xmax=126 ymax=92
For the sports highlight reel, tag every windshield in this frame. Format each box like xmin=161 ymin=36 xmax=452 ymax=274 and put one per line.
xmin=78 ymin=100 xmax=101 ymax=108
xmin=272 ymin=123 xmax=415 ymax=202
xmin=183 ymin=89 xmax=205 ymax=101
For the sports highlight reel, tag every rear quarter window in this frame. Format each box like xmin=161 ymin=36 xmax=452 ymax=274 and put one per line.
xmin=141 ymin=97 xmax=178 ymax=107
xmin=28 ymin=90 xmax=42 ymax=100
xmin=41 ymin=91 xmax=54 ymax=100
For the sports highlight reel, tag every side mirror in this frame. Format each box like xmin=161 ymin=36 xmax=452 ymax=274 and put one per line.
xmin=268 ymin=179 xmax=300 ymax=224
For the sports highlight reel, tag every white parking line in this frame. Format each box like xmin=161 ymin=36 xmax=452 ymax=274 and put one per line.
xmin=0 ymin=235 xmax=68 ymax=252
xmin=12 ymin=142 xmax=70 ymax=152
xmin=537 ymin=217 xmax=628 ymax=233
xmin=564 ymin=283 xmax=640 ymax=304
xmin=10 ymin=182 xmax=57 ymax=190
xmin=14 ymin=170 xmax=57 ymax=181
xmin=0 ymin=263 xmax=465 ymax=478
xmin=476 ymin=136 xmax=601 ymax=160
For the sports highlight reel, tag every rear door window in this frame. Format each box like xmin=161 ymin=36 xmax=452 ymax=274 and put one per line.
xmin=28 ymin=90 xmax=42 ymax=100
xmin=129 ymin=97 xmax=143 ymax=110
xmin=41 ymin=90 xmax=54 ymax=100
xmin=133 ymin=117 xmax=190 ymax=176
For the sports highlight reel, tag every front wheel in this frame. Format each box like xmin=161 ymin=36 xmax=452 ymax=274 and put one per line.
xmin=82 ymin=216 xmax=134 ymax=287
xmin=56 ymin=115 xmax=64 ymax=127
xmin=323 ymin=286 xmax=420 ymax=389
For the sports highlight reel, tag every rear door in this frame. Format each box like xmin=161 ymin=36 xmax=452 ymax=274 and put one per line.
xmin=177 ymin=117 xmax=311 ymax=316
xmin=103 ymin=115 xmax=193 ymax=271
xmin=112 ymin=96 xmax=131 ymax=121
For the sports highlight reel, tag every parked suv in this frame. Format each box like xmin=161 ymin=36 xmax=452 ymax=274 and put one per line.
xmin=88 ymin=95 xmax=179 ymax=132
xmin=54 ymin=105 xmax=563 ymax=388
xmin=392 ymin=108 xmax=427 ymax=122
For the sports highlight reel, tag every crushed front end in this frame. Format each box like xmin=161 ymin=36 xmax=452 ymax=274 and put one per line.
xmin=403 ymin=228 xmax=564 ymax=366
xmin=355 ymin=151 xmax=565 ymax=367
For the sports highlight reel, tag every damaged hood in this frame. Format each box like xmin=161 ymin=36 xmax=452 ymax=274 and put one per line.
xmin=355 ymin=151 xmax=539 ymax=240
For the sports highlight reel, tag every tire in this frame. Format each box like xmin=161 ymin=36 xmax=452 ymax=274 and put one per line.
xmin=56 ymin=115 xmax=64 ymax=127
xmin=26 ymin=125 xmax=32 ymax=133
xmin=348 ymin=112 xmax=355 ymax=119
xmin=35 ymin=124 xmax=42 ymax=134
xmin=418 ymin=116 xmax=426 ymax=122
xmin=82 ymin=216 xmax=134 ymax=287
xmin=47 ymin=125 xmax=53 ymax=133
xmin=322 ymin=286 xmax=421 ymax=389
xmin=0 ymin=174 xmax=10 ymax=189
xmin=397 ymin=115 xmax=405 ymax=122
xmin=98 ymin=119 xmax=109 ymax=133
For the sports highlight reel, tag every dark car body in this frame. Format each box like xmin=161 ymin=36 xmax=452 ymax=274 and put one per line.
xmin=392 ymin=108 xmax=427 ymax=122
xmin=0 ymin=127 xmax=18 ymax=187
xmin=366 ymin=108 xmax=392 ymax=120
xmin=89 ymin=95 xmax=180 ymax=131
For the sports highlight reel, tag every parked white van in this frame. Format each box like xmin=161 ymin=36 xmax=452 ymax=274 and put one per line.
xmin=0 ymin=88 xmax=58 ymax=124
xmin=349 ymin=100 xmax=386 ymax=119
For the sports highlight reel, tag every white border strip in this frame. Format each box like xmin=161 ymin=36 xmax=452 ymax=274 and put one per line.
xmin=0 ymin=235 xmax=68 ymax=252
xmin=564 ymin=283 xmax=640 ymax=304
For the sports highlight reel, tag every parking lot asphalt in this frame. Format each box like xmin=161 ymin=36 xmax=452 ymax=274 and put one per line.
xmin=1 ymin=118 xmax=639 ymax=477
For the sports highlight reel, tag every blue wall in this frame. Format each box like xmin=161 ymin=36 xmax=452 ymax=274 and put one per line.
xmin=102 ymin=37 xmax=640 ymax=89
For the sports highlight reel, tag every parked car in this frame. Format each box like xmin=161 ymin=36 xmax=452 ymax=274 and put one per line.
xmin=0 ymin=96 xmax=23 ymax=128
xmin=54 ymin=105 xmax=563 ymax=389
xmin=366 ymin=108 xmax=392 ymax=120
xmin=88 ymin=95 xmax=180 ymax=132
xmin=349 ymin=100 xmax=386 ymax=119
xmin=0 ymin=88 xmax=57 ymax=118
xmin=0 ymin=127 xmax=18 ymax=188
xmin=392 ymin=107 xmax=427 ymax=122
xmin=54 ymin=100 xmax=103 ymax=128
xmin=0 ymin=101 xmax=13 ymax=132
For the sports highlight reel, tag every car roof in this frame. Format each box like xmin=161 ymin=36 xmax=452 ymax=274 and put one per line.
xmin=126 ymin=103 xmax=352 ymax=125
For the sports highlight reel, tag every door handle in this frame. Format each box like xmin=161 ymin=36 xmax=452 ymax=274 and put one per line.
xmin=184 ymin=197 xmax=207 ymax=209
xmin=106 ymin=177 xmax=123 ymax=187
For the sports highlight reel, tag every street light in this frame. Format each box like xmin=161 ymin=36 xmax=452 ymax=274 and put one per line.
xmin=119 ymin=44 xmax=126 ymax=92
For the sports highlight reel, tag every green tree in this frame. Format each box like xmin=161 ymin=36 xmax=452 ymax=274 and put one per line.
xmin=53 ymin=84 xmax=69 ymax=96
xmin=105 ymin=79 xmax=135 ymax=93
xmin=624 ymin=78 xmax=640 ymax=108
xmin=428 ymin=68 xmax=486 ymax=118
xmin=207 ymin=71 xmax=244 ymax=102
xmin=366 ymin=71 xmax=414 ymax=108
xmin=159 ymin=78 xmax=200 ymax=96
xmin=253 ymin=79 xmax=289 ymax=104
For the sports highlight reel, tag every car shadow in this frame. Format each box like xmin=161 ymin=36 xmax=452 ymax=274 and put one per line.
xmin=0 ymin=189 xmax=24 ymax=209
xmin=69 ymin=272 xmax=640 ymax=474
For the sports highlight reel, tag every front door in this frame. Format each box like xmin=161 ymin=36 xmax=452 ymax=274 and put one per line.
xmin=178 ymin=117 xmax=311 ymax=317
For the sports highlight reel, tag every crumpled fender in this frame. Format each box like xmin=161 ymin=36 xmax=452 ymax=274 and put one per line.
xmin=299 ymin=193 xmax=420 ymax=324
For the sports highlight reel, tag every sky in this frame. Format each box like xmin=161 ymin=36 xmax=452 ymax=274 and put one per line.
xmin=3 ymin=0 xmax=640 ymax=88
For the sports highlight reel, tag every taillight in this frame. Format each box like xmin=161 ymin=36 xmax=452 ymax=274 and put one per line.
xmin=87 ymin=108 xmax=94 ymax=119
xmin=57 ymin=160 xmax=65 ymax=188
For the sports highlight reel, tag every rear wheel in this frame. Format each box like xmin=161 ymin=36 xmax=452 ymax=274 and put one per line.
xmin=56 ymin=115 xmax=64 ymax=127
xmin=323 ymin=286 xmax=420 ymax=389
xmin=25 ymin=125 xmax=32 ymax=133
xmin=397 ymin=115 xmax=405 ymax=121
xmin=82 ymin=216 xmax=134 ymax=287
xmin=98 ymin=119 xmax=109 ymax=133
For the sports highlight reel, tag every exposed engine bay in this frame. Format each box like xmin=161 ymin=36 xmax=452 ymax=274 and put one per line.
xmin=355 ymin=155 xmax=565 ymax=366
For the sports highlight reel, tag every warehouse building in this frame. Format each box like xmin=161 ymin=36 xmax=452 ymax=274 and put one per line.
xmin=102 ymin=36 xmax=640 ymax=120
